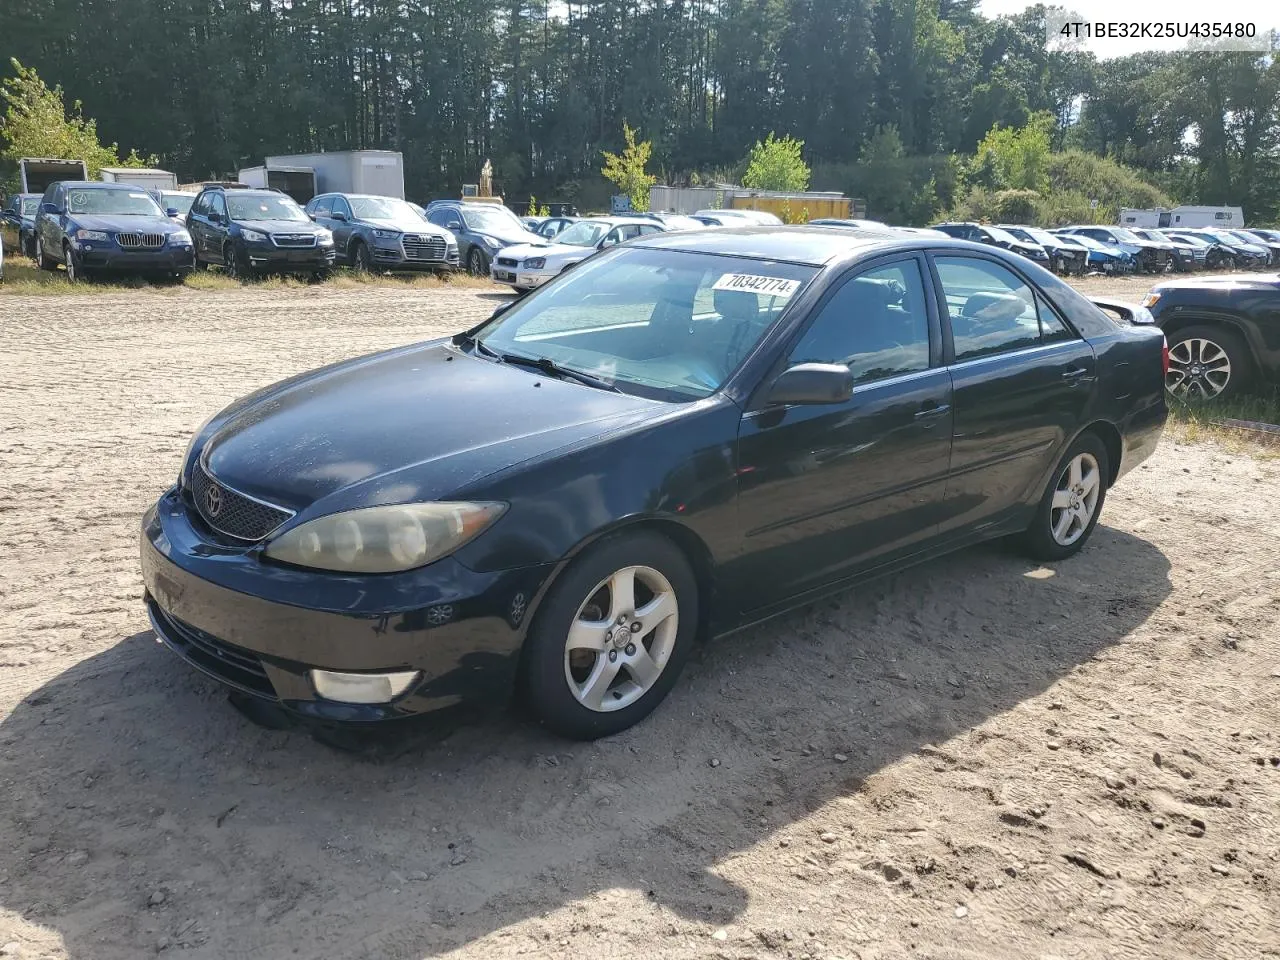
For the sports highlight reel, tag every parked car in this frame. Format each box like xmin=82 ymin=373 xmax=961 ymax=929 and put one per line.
xmin=33 ymin=181 xmax=195 ymax=282
xmin=1052 ymin=232 xmax=1134 ymax=273
xmin=424 ymin=200 xmax=543 ymax=275
xmin=151 ymin=190 xmax=199 ymax=225
xmin=1178 ymin=228 xmax=1271 ymax=269
xmin=1141 ymin=274 xmax=1280 ymax=401
xmin=1160 ymin=230 xmax=1237 ymax=271
xmin=142 ymin=227 xmax=1166 ymax=739
xmin=3 ymin=192 xmax=43 ymax=257
xmin=531 ymin=215 xmax=579 ymax=239
xmin=305 ymin=193 xmax=457 ymax=273
xmin=810 ymin=217 xmax=891 ymax=230
xmin=520 ymin=216 xmax=543 ymax=231
xmin=648 ymin=213 xmax=706 ymax=231
xmin=894 ymin=226 xmax=951 ymax=238
xmin=186 ymin=186 xmax=335 ymax=280
xmin=997 ymin=225 xmax=1088 ymax=276
xmin=1056 ymin=225 xmax=1171 ymax=273
xmin=692 ymin=208 xmax=784 ymax=226
xmin=1131 ymin=228 xmax=1203 ymax=272
xmin=489 ymin=216 xmax=669 ymax=293
xmin=931 ymin=222 xmax=1051 ymax=267
xmin=1244 ymin=227 xmax=1280 ymax=247
xmin=1222 ymin=228 xmax=1280 ymax=265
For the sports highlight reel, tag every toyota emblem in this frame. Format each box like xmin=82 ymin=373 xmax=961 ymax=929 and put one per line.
xmin=205 ymin=483 xmax=223 ymax=518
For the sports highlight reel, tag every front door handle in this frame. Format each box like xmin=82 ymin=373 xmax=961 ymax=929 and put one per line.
xmin=1061 ymin=366 xmax=1091 ymax=381
xmin=914 ymin=401 xmax=951 ymax=422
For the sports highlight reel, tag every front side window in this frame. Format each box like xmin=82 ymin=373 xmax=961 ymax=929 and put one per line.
xmin=227 ymin=194 xmax=308 ymax=222
xmin=475 ymin=248 xmax=816 ymax=401
xmin=936 ymin=256 xmax=1068 ymax=361
xmin=789 ymin=260 xmax=931 ymax=384
xmin=310 ymin=196 xmax=333 ymax=217
xmin=210 ymin=193 xmax=227 ymax=219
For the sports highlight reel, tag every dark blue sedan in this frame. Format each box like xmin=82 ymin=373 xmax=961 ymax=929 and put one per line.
xmin=34 ymin=181 xmax=195 ymax=282
xmin=141 ymin=227 xmax=1167 ymax=739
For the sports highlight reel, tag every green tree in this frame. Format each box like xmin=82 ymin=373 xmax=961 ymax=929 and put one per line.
xmin=742 ymin=132 xmax=811 ymax=191
xmin=0 ymin=59 xmax=155 ymax=178
xmin=970 ymin=110 xmax=1054 ymax=192
xmin=600 ymin=121 xmax=656 ymax=212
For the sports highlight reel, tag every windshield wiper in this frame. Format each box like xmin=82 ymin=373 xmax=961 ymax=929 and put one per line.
xmin=452 ymin=331 xmax=503 ymax=362
xmin=497 ymin=351 xmax=621 ymax=392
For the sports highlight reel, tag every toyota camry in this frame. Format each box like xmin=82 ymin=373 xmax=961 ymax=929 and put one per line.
xmin=141 ymin=227 xmax=1167 ymax=740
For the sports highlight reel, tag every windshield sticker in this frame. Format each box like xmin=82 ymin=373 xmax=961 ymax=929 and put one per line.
xmin=70 ymin=193 xmax=89 ymax=207
xmin=712 ymin=273 xmax=801 ymax=298
xmin=129 ymin=192 xmax=147 ymax=199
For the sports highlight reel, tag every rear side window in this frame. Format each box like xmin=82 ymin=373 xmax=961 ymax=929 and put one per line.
xmin=935 ymin=257 xmax=1043 ymax=361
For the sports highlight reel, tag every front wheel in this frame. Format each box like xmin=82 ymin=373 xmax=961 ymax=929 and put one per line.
xmin=224 ymin=242 xmax=248 ymax=280
xmin=1019 ymin=433 xmax=1109 ymax=563
xmin=467 ymin=246 xmax=489 ymax=276
xmin=36 ymin=237 xmax=56 ymax=271
xmin=64 ymin=244 xmax=84 ymax=283
xmin=520 ymin=532 xmax=698 ymax=740
xmin=1165 ymin=325 xmax=1250 ymax=402
xmin=352 ymin=241 xmax=372 ymax=272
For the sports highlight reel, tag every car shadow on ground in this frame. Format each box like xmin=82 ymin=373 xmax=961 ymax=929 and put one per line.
xmin=0 ymin=527 xmax=1171 ymax=958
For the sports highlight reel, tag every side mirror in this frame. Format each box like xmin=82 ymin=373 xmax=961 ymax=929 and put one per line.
xmin=166 ymin=207 xmax=179 ymax=218
xmin=489 ymin=300 xmax=515 ymax=319
xmin=332 ymin=211 xmax=348 ymax=222
xmin=307 ymin=212 xmax=317 ymax=221
xmin=40 ymin=202 xmax=61 ymax=216
xmin=764 ymin=363 xmax=854 ymax=406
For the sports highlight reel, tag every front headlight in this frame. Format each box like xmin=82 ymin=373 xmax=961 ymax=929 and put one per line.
xmin=372 ymin=229 xmax=399 ymax=240
xmin=477 ymin=235 xmax=501 ymax=250
xmin=523 ymin=257 xmax=546 ymax=269
xmin=316 ymin=229 xmax=334 ymax=246
xmin=240 ymin=228 xmax=267 ymax=243
xmin=170 ymin=229 xmax=192 ymax=245
xmin=75 ymin=229 xmax=109 ymax=242
xmin=263 ymin=502 xmax=506 ymax=573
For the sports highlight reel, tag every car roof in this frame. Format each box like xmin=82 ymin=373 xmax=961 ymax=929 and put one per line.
xmin=57 ymin=181 xmax=140 ymax=190
xmin=628 ymin=224 xmax=962 ymax=266
xmin=315 ymin=192 xmax=406 ymax=201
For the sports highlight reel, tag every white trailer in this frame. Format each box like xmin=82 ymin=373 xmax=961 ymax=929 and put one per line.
xmin=236 ymin=165 xmax=318 ymax=204
xmin=1120 ymin=206 xmax=1246 ymax=229
xmin=264 ymin=150 xmax=405 ymax=199
xmin=99 ymin=167 xmax=178 ymax=191
xmin=19 ymin=157 xmax=88 ymax=194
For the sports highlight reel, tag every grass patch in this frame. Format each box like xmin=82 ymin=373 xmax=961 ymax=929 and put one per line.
xmin=1166 ymin=390 xmax=1280 ymax=456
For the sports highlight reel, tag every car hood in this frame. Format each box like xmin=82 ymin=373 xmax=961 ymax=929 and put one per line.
xmin=500 ymin=241 xmax=592 ymax=262
xmin=200 ymin=340 xmax=663 ymax=512
xmin=470 ymin=224 xmax=543 ymax=245
xmin=1154 ymin=273 xmax=1280 ymax=292
xmin=231 ymin=218 xmax=322 ymax=233
xmin=68 ymin=214 xmax=182 ymax=233
xmin=362 ymin=217 xmax=448 ymax=236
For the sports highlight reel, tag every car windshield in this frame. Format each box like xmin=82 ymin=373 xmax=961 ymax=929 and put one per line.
xmin=66 ymin=188 xmax=163 ymax=216
xmin=349 ymin=197 xmax=422 ymax=221
xmin=984 ymin=225 xmax=1022 ymax=245
xmin=659 ymin=215 xmax=704 ymax=231
xmin=1022 ymin=227 xmax=1061 ymax=245
xmin=1202 ymin=229 xmax=1246 ymax=245
xmin=162 ymin=193 xmax=195 ymax=215
xmin=1170 ymin=234 xmax=1208 ymax=246
xmin=474 ymin=247 xmax=818 ymax=401
xmin=461 ymin=204 xmax=524 ymax=232
xmin=21 ymin=196 xmax=40 ymax=216
xmin=554 ymin=221 xmax=611 ymax=246
xmin=228 ymin=194 xmax=309 ymax=221
xmin=1070 ymin=235 xmax=1111 ymax=251
xmin=1110 ymin=228 xmax=1144 ymax=243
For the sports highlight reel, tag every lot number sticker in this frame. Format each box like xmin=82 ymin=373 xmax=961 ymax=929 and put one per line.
xmin=712 ymin=273 xmax=801 ymax=298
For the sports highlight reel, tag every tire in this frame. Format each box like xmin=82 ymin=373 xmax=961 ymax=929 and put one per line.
xmin=63 ymin=244 xmax=84 ymax=283
xmin=193 ymin=250 xmax=210 ymax=271
xmin=467 ymin=246 xmax=489 ymax=276
xmin=311 ymin=269 xmax=331 ymax=283
xmin=1165 ymin=325 xmax=1251 ymax=403
xmin=352 ymin=240 xmax=372 ymax=272
xmin=520 ymin=531 xmax=699 ymax=740
xmin=1019 ymin=432 xmax=1110 ymax=563
xmin=224 ymin=241 xmax=248 ymax=280
xmin=36 ymin=237 xmax=56 ymax=271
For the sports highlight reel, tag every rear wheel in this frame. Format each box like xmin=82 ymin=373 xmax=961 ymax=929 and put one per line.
xmin=520 ymin=532 xmax=698 ymax=740
xmin=1165 ymin=325 xmax=1250 ymax=402
xmin=1019 ymin=432 xmax=1109 ymax=562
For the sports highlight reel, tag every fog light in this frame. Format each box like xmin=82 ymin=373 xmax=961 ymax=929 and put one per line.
xmin=310 ymin=668 xmax=420 ymax=704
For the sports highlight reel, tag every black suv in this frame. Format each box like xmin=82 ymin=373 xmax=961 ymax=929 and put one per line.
xmin=187 ymin=186 xmax=335 ymax=279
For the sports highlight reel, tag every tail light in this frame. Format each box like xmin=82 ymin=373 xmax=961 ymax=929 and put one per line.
xmin=1162 ymin=337 xmax=1170 ymax=376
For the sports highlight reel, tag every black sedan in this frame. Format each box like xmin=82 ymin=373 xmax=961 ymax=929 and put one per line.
xmin=141 ymin=228 xmax=1167 ymax=739
xmin=1143 ymin=274 xmax=1280 ymax=401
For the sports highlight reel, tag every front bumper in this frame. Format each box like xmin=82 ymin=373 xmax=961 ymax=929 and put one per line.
xmin=76 ymin=243 xmax=194 ymax=272
xmin=243 ymin=242 xmax=336 ymax=272
xmin=490 ymin=264 xmax=557 ymax=289
xmin=371 ymin=242 xmax=459 ymax=272
xmin=140 ymin=488 xmax=555 ymax=721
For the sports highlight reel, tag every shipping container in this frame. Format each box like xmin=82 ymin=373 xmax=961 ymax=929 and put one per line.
xmin=99 ymin=167 xmax=178 ymax=191
xmin=237 ymin=165 xmax=317 ymax=204
xmin=19 ymin=157 xmax=89 ymax=194
xmin=263 ymin=150 xmax=405 ymax=200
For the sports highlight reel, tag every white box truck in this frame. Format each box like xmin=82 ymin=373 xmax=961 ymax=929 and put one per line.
xmin=264 ymin=150 xmax=405 ymax=199
xmin=19 ymin=157 xmax=89 ymax=194
xmin=236 ymin=165 xmax=318 ymax=204
xmin=99 ymin=167 xmax=178 ymax=191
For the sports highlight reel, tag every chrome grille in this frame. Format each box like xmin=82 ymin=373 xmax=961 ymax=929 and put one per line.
xmin=402 ymin=234 xmax=447 ymax=262
xmin=189 ymin=461 xmax=293 ymax=542
xmin=496 ymin=257 xmax=518 ymax=267
xmin=117 ymin=233 xmax=164 ymax=249
xmin=271 ymin=233 xmax=317 ymax=248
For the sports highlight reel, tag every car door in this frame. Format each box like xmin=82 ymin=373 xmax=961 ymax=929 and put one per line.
xmin=930 ymin=253 xmax=1096 ymax=538
xmin=39 ymin=184 xmax=67 ymax=261
xmin=309 ymin=196 xmax=336 ymax=258
xmin=733 ymin=254 xmax=954 ymax=611
xmin=329 ymin=196 xmax=355 ymax=252
xmin=188 ymin=192 xmax=210 ymax=258
xmin=207 ymin=192 xmax=230 ymax=262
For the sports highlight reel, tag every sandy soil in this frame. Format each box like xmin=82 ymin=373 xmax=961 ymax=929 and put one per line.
xmin=1 ymin=276 xmax=1278 ymax=960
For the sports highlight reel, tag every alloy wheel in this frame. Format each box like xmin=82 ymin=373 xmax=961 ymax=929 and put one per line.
xmin=354 ymin=242 xmax=371 ymax=272
xmin=64 ymin=247 xmax=79 ymax=283
xmin=564 ymin=565 xmax=679 ymax=713
xmin=468 ymin=247 xmax=485 ymax=276
xmin=1166 ymin=338 xmax=1230 ymax=401
xmin=224 ymin=243 xmax=241 ymax=280
xmin=1050 ymin=452 xmax=1101 ymax=547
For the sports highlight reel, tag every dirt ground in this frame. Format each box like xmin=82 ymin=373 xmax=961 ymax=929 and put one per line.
xmin=1 ymin=274 xmax=1278 ymax=960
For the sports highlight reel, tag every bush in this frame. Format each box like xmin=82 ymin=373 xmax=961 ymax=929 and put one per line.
xmin=990 ymin=188 xmax=1040 ymax=223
